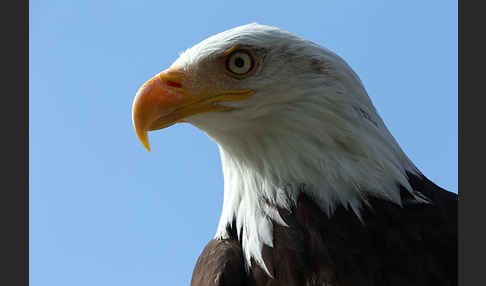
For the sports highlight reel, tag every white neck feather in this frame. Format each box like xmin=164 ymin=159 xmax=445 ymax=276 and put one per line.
xmin=195 ymin=87 xmax=421 ymax=275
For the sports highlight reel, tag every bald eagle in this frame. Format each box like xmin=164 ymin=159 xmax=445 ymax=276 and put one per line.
xmin=132 ymin=24 xmax=457 ymax=286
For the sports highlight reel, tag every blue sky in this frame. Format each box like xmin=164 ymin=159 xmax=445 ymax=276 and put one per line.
xmin=30 ymin=1 xmax=457 ymax=285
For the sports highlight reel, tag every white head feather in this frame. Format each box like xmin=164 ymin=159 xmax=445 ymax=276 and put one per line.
xmin=174 ymin=23 xmax=423 ymax=275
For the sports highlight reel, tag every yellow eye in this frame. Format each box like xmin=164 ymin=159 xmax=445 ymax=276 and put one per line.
xmin=225 ymin=49 xmax=256 ymax=78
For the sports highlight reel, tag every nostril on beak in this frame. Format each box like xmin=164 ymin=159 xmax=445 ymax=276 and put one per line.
xmin=166 ymin=80 xmax=182 ymax=88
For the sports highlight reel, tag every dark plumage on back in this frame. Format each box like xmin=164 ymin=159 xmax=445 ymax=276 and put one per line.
xmin=191 ymin=173 xmax=457 ymax=286
xmin=191 ymin=240 xmax=246 ymax=286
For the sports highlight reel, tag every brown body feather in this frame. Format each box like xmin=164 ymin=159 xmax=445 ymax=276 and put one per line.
xmin=190 ymin=173 xmax=457 ymax=286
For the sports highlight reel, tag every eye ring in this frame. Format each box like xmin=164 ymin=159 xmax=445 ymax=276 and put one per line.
xmin=224 ymin=48 xmax=257 ymax=79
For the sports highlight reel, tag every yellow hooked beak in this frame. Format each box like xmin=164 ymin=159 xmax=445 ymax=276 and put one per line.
xmin=132 ymin=66 xmax=254 ymax=151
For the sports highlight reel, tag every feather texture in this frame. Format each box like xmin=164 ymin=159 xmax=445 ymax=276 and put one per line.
xmin=161 ymin=23 xmax=457 ymax=284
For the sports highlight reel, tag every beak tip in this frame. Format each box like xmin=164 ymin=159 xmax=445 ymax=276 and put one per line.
xmin=141 ymin=137 xmax=151 ymax=152
xmin=135 ymin=128 xmax=152 ymax=152
xmin=141 ymin=138 xmax=151 ymax=152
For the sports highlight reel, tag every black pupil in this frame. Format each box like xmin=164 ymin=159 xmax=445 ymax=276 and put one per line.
xmin=234 ymin=57 xmax=245 ymax=68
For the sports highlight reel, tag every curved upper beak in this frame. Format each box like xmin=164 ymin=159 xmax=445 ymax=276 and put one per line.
xmin=132 ymin=66 xmax=254 ymax=151
xmin=132 ymin=67 xmax=186 ymax=151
